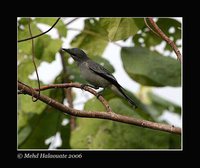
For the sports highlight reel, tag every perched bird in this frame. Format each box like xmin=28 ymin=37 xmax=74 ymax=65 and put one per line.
xmin=62 ymin=48 xmax=137 ymax=108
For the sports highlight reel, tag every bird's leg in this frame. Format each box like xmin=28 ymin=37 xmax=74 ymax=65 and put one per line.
xmin=80 ymin=84 xmax=99 ymax=90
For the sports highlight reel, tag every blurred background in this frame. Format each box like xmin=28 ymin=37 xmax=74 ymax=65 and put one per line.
xmin=18 ymin=17 xmax=182 ymax=149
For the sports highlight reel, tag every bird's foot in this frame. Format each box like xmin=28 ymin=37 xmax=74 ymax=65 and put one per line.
xmin=96 ymin=93 xmax=102 ymax=99
xmin=80 ymin=84 xmax=87 ymax=90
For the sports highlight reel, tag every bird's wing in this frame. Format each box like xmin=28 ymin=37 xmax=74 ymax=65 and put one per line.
xmin=88 ymin=61 xmax=137 ymax=108
xmin=89 ymin=62 xmax=137 ymax=107
xmin=88 ymin=61 xmax=120 ymax=87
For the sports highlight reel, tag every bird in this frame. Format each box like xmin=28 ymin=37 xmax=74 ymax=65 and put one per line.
xmin=62 ymin=48 xmax=137 ymax=108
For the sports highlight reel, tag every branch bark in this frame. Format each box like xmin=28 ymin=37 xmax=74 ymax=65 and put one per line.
xmin=146 ymin=17 xmax=182 ymax=63
xmin=33 ymin=82 xmax=112 ymax=112
xmin=18 ymin=81 xmax=181 ymax=135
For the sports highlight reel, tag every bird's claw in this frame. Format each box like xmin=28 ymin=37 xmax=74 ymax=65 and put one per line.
xmin=80 ymin=84 xmax=87 ymax=90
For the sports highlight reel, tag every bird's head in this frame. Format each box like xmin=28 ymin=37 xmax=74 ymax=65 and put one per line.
xmin=62 ymin=48 xmax=88 ymax=62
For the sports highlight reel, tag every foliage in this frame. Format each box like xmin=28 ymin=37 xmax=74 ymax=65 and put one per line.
xmin=121 ymin=47 xmax=181 ymax=86
xmin=17 ymin=17 xmax=182 ymax=149
xmin=70 ymin=18 xmax=108 ymax=56
xmin=70 ymin=98 xmax=180 ymax=149
xmin=132 ymin=18 xmax=181 ymax=52
xmin=99 ymin=18 xmax=144 ymax=41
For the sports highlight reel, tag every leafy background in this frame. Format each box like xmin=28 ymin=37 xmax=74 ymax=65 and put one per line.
xmin=17 ymin=17 xmax=182 ymax=149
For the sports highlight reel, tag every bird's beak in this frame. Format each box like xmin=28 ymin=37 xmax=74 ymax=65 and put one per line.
xmin=62 ymin=48 xmax=72 ymax=55
xmin=62 ymin=48 xmax=77 ymax=60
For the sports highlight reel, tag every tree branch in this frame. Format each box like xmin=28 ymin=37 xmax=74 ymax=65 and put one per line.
xmin=18 ymin=17 xmax=61 ymax=43
xmin=144 ymin=18 xmax=160 ymax=37
xmin=18 ymin=81 xmax=181 ymax=135
xmin=147 ymin=17 xmax=182 ymax=63
xmin=33 ymin=82 xmax=112 ymax=113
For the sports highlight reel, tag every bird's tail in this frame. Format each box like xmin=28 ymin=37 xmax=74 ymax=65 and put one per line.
xmin=111 ymin=84 xmax=137 ymax=108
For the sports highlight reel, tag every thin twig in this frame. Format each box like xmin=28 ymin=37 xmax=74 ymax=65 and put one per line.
xmin=18 ymin=81 xmax=181 ymax=135
xmin=65 ymin=17 xmax=79 ymax=26
xmin=28 ymin=18 xmax=40 ymax=102
xmin=18 ymin=17 xmax=61 ymax=43
xmin=144 ymin=18 xmax=160 ymax=37
xmin=147 ymin=17 xmax=182 ymax=62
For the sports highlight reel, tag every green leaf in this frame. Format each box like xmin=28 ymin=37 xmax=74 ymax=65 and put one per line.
xmin=70 ymin=98 xmax=177 ymax=149
xmin=35 ymin=17 xmax=67 ymax=37
xmin=35 ymin=37 xmax=45 ymax=59
xmin=84 ymin=98 xmax=105 ymax=112
xmin=18 ymin=22 xmax=42 ymax=56
xmin=18 ymin=58 xmax=34 ymax=83
xmin=18 ymin=17 xmax=30 ymax=25
xmin=18 ymin=126 xmax=32 ymax=145
xmin=121 ymin=47 xmax=181 ymax=86
xmin=133 ymin=29 xmax=162 ymax=48
xmin=21 ymin=94 xmax=49 ymax=116
xmin=18 ymin=91 xmax=50 ymax=137
xmin=133 ymin=18 xmax=181 ymax=53
xmin=100 ymin=18 xmax=144 ymax=41
xmin=18 ymin=108 xmax=63 ymax=149
xmin=18 ymin=110 xmax=29 ymax=129
xmin=18 ymin=88 xmax=70 ymax=149
xmin=17 ymin=58 xmax=48 ymax=131
xmin=70 ymin=18 xmax=108 ymax=56
xmin=156 ymin=18 xmax=181 ymax=43
xmin=58 ymin=118 xmax=71 ymax=149
xmin=18 ymin=18 xmax=42 ymax=40
xmin=85 ymin=87 xmax=156 ymax=121
xmin=169 ymin=134 xmax=181 ymax=149
xmin=42 ymin=38 xmax=62 ymax=62
xmin=134 ymin=18 xmax=146 ymax=29
xmin=17 ymin=57 xmax=42 ymax=85
xmin=18 ymin=96 xmax=46 ymax=124
xmin=148 ymin=92 xmax=181 ymax=114
xmin=34 ymin=35 xmax=62 ymax=62
xmin=18 ymin=18 xmax=63 ymax=63
xmin=17 ymin=57 xmax=50 ymax=115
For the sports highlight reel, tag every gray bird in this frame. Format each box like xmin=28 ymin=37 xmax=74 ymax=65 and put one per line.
xmin=62 ymin=48 xmax=137 ymax=108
